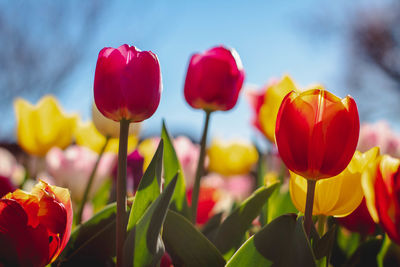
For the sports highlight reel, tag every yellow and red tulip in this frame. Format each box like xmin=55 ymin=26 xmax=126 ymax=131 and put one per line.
xmin=248 ymin=75 xmax=297 ymax=142
xmin=276 ymin=89 xmax=360 ymax=180
xmin=14 ymin=95 xmax=77 ymax=157
xmin=0 ymin=181 xmax=72 ymax=266
xmin=362 ymin=154 xmax=400 ymax=244
xmin=290 ymin=147 xmax=379 ymax=216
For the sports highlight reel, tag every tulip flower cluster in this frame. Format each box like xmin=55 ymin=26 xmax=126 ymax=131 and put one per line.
xmin=2 ymin=40 xmax=400 ymax=267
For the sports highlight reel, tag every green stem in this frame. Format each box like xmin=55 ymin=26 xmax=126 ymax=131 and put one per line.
xmin=317 ymin=215 xmax=326 ymax=237
xmin=191 ymin=110 xmax=212 ymax=224
xmin=304 ymin=179 xmax=316 ymax=237
xmin=116 ymin=119 xmax=130 ymax=267
xmin=377 ymin=234 xmax=392 ymax=267
xmin=75 ymin=136 xmax=110 ymax=225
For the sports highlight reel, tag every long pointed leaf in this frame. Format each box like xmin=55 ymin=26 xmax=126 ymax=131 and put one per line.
xmin=56 ymin=203 xmax=128 ymax=266
xmin=213 ymin=183 xmax=278 ymax=259
xmin=161 ymin=121 xmax=190 ymax=218
xmin=163 ymin=210 xmax=226 ymax=267
xmin=127 ymin=140 xmax=163 ymax=230
xmin=226 ymin=214 xmax=316 ymax=267
xmin=123 ymin=175 xmax=178 ymax=267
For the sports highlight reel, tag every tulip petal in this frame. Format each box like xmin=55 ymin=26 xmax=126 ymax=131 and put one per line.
xmin=14 ymin=96 xmax=77 ymax=156
xmin=289 ymin=173 xmax=307 ymax=213
xmin=276 ymin=91 xmax=312 ymax=176
xmin=259 ymin=75 xmax=297 ymax=142
xmin=0 ymin=199 xmax=50 ymax=266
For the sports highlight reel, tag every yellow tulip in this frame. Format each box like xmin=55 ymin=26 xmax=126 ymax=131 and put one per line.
xmin=92 ymin=103 xmax=141 ymax=138
xmin=74 ymin=121 xmax=138 ymax=154
xmin=258 ymin=75 xmax=298 ymax=142
xmin=207 ymin=139 xmax=258 ymax=176
xmin=137 ymin=138 xmax=159 ymax=170
xmin=14 ymin=95 xmax=77 ymax=156
xmin=290 ymin=147 xmax=380 ymax=216
xmin=255 ymin=75 xmax=325 ymax=143
xmin=264 ymin=171 xmax=279 ymax=187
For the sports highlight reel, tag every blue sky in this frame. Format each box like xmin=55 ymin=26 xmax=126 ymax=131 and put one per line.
xmin=59 ymin=1 xmax=347 ymax=142
xmin=7 ymin=0 xmax=392 ymax=143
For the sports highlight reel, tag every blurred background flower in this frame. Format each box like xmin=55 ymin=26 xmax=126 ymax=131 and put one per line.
xmin=46 ymin=145 xmax=116 ymax=203
xmin=74 ymin=120 xmax=139 ymax=154
xmin=0 ymin=147 xmax=25 ymax=186
xmin=92 ymin=103 xmax=141 ymax=139
xmin=14 ymin=95 xmax=77 ymax=156
xmin=336 ymin=198 xmax=376 ymax=236
xmin=357 ymin=120 xmax=400 ymax=157
xmin=207 ymin=139 xmax=258 ymax=176
xmin=111 ymin=149 xmax=144 ymax=196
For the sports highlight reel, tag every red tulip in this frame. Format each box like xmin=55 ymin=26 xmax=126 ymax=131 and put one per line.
xmin=275 ymin=89 xmax=360 ymax=180
xmin=0 ymin=181 xmax=72 ymax=266
xmin=365 ymin=155 xmax=400 ymax=244
xmin=337 ymin=198 xmax=376 ymax=236
xmin=94 ymin=44 xmax=162 ymax=122
xmin=184 ymin=46 xmax=245 ymax=111
xmin=187 ymin=186 xmax=219 ymax=225
xmin=160 ymin=252 xmax=173 ymax=267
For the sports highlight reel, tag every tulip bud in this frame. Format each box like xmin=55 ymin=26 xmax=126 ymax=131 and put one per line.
xmin=94 ymin=44 xmax=162 ymax=122
xmin=276 ymin=89 xmax=360 ymax=180
xmin=184 ymin=46 xmax=245 ymax=111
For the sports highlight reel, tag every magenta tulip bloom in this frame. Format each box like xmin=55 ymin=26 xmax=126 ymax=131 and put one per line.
xmin=184 ymin=46 xmax=245 ymax=111
xmin=94 ymin=44 xmax=162 ymax=122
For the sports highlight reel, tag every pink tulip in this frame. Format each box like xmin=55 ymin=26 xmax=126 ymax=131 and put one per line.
xmin=46 ymin=146 xmax=116 ymax=202
xmin=184 ymin=46 xmax=245 ymax=111
xmin=358 ymin=120 xmax=400 ymax=157
xmin=202 ymin=173 xmax=254 ymax=202
xmin=94 ymin=44 xmax=162 ymax=122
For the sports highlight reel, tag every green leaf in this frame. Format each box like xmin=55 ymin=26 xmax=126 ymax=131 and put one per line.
xmin=127 ymin=139 xmax=163 ymax=230
xmin=123 ymin=175 xmax=178 ymax=267
xmin=161 ymin=121 xmax=190 ymax=218
xmin=336 ymin=226 xmax=361 ymax=258
xmin=226 ymin=214 xmax=316 ymax=267
xmin=345 ymin=238 xmax=382 ymax=267
xmin=213 ymin=183 xmax=278 ymax=260
xmin=91 ymin=178 xmax=112 ymax=213
xmin=202 ymin=212 xmax=223 ymax=241
xmin=56 ymin=202 xmax=127 ymax=266
xmin=312 ymin=225 xmax=337 ymax=260
xmin=162 ymin=210 xmax=226 ymax=267
xmin=266 ymin=183 xmax=297 ymax=223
